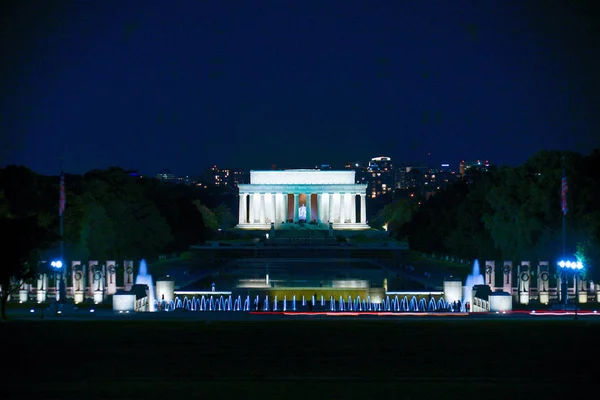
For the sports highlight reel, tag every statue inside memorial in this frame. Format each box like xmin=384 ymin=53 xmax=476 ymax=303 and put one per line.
xmin=298 ymin=204 xmax=307 ymax=221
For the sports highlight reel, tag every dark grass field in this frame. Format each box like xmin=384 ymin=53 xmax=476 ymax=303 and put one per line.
xmin=2 ymin=318 xmax=597 ymax=399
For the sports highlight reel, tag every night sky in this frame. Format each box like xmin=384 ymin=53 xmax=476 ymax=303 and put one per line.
xmin=2 ymin=1 xmax=599 ymax=176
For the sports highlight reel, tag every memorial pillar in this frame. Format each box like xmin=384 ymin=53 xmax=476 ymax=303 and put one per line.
xmin=249 ymin=193 xmax=255 ymax=223
xmin=350 ymin=194 xmax=356 ymax=223
xmin=284 ymin=193 xmax=289 ymax=222
xmin=238 ymin=193 xmax=246 ymax=224
xmin=271 ymin=193 xmax=277 ymax=224
xmin=329 ymin=193 xmax=335 ymax=223
xmin=317 ymin=193 xmax=322 ymax=223
xmin=306 ymin=193 xmax=312 ymax=222
xmin=360 ymin=194 xmax=366 ymax=224
xmin=339 ymin=193 xmax=346 ymax=224
xmin=259 ymin=193 xmax=266 ymax=224
xmin=293 ymin=193 xmax=299 ymax=222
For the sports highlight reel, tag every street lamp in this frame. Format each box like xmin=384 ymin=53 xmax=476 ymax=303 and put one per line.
xmin=50 ymin=260 xmax=65 ymax=306
xmin=557 ymin=259 xmax=584 ymax=318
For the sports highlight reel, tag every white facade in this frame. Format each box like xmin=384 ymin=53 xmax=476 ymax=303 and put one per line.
xmin=237 ymin=170 xmax=369 ymax=230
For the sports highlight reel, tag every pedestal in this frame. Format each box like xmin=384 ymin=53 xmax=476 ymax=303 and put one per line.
xmin=155 ymin=280 xmax=175 ymax=303
xmin=519 ymin=292 xmax=529 ymax=305
xmin=93 ymin=290 xmax=104 ymax=304
xmin=113 ymin=292 xmax=136 ymax=312
xmin=578 ymin=291 xmax=588 ymax=304
xmin=36 ymin=290 xmax=46 ymax=303
xmin=19 ymin=290 xmax=28 ymax=303
xmin=443 ymin=279 xmax=462 ymax=304
xmin=74 ymin=291 xmax=85 ymax=304
xmin=539 ymin=291 xmax=549 ymax=305
xmin=597 ymin=292 xmax=600 ymax=303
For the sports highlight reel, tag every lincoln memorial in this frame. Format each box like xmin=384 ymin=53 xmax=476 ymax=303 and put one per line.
xmin=237 ymin=169 xmax=369 ymax=230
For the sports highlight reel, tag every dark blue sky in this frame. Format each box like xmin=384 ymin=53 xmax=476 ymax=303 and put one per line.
xmin=2 ymin=1 xmax=599 ymax=176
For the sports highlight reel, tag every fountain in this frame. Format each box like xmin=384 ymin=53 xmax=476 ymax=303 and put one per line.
xmin=463 ymin=259 xmax=485 ymax=310
xmin=135 ymin=259 xmax=157 ymax=312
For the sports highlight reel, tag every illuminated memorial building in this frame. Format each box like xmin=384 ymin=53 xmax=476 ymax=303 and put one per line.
xmin=236 ymin=169 xmax=369 ymax=230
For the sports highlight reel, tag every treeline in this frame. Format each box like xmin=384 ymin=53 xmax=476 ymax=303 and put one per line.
xmin=374 ymin=150 xmax=600 ymax=280
xmin=0 ymin=166 xmax=237 ymax=262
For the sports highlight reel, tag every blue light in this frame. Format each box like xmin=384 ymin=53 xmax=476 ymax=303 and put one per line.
xmin=557 ymin=259 xmax=584 ymax=270
xmin=50 ymin=260 xmax=63 ymax=269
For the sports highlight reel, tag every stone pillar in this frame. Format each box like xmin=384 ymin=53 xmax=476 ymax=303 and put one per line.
xmin=537 ymin=261 xmax=549 ymax=304
xmin=124 ymin=260 xmax=134 ymax=291
xmin=317 ymin=193 xmax=323 ymax=223
xmin=72 ymin=260 xmax=84 ymax=303
xmin=350 ymin=194 xmax=356 ymax=223
xmin=19 ymin=281 xmax=29 ymax=303
xmin=485 ymin=261 xmax=495 ymax=290
xmin=502 ymin=261 xmax=513 ymax=295
xmin=88 ymin=261 xmax=98 ymax=298
xmin=518 ymin=261 xmax=530 ymax=305
xmin=360 ymin=194 xmax=366 ymax=224
xmin=271 ymin=193 xmax=277 ymax=224
xmin=106 ymin=261 xmax=117 ymax=295
xmin=306 ymin=193 xmax=312 ymax=222
xmin=36 ymin=273 xmax=47 ymax=303
xmin=249 ymin=193 xmax=255 ymax=223
xmin=238 ymin=193 xmax=246 ymax=224
xmin=293 ymin=193 xmax=299 ymax=222
xmin=93 ymin=265 xmax=105 ymax=303
xmin=329 ymin=193 xmax=335 ymax=223
xmin=339 ymin=193 xmax=345 ymax=224
xmin=577 ymin=275 xmax=587 ymax=303
xmin=284 ymin=193 xmax=289 ymax=222
xmin=259 ymin=193 xmax=266 ymax=224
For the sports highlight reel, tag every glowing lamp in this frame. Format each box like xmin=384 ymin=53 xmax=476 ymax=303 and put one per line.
xmin=50 ymin=260 xmax=63 ymax=269
xmin=557 ymin=260 xmax=584 ymax=270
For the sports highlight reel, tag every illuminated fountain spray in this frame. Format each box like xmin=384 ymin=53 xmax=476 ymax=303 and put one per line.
xmin=135 ymin=259 xmax=156 ymax=312
xmin=463 ymin=259 xmax=485 ymax=311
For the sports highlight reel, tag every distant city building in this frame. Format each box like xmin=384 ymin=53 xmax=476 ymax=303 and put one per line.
xmin=393 ymin=163 xmax=458 ymax=199
xmin=367 ymin=156 xmax=394 ymax=198
xmin=156 ymin=169 xmax=177 ymax=182
xmin=460 ymin=160 xmax=490 ymax=176
xmin=155 ymin=169 xmax=196 ymax=185
xmin=200 ymin=165 xmax=249 ymax=188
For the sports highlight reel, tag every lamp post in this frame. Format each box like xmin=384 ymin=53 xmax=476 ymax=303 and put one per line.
xmin=50 ymin=260 xmax=65 ymax=313
xmin=557 ymin=260 xmax=584 ymax=319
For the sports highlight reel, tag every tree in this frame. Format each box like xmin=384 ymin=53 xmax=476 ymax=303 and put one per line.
xmin=483 ymin=151 xmax=574 ymax=261
xmin=371 ymin=198 xmax=418 ymax=238
xmin=75 ymin=168 xmax=173 ymax=261
xmin=0 ymin=216 xmax=56 ymax=320
xmin=194 ymin=201 xmax=218 ymax=231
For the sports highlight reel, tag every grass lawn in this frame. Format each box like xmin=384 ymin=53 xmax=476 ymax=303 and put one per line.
xmin=2 ymin=318 xmax=597 ymax=399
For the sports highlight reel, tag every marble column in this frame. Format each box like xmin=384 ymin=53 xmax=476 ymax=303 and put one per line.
xmin=259 ymin=193 xmax=266 ymax=224
xmin=350 ymin=194 xmax=356 ymax=223
xmin=284 ymin=193 xmax=289 ymax=222
xmin=306 ymin=193 xmax=311 ymax=222
xmin=329 ymin=193 xmax=335 ymax=223
xmin=249 ymin=193 xmax=255 ymax=223
xmin=293 ymin=193 xmax=299 ymax=222
xmin=339 ymin=193 xmax=345 ymax=224
xmin=360 ymin=194 xmax=366 ymax=224
xmin=317 ymin=193 xmax=322 ymax=223
xmin=238 ymin=193 xmax=246 ymax=224
xmin=272 ymin=193 xmax=277 ymax=224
